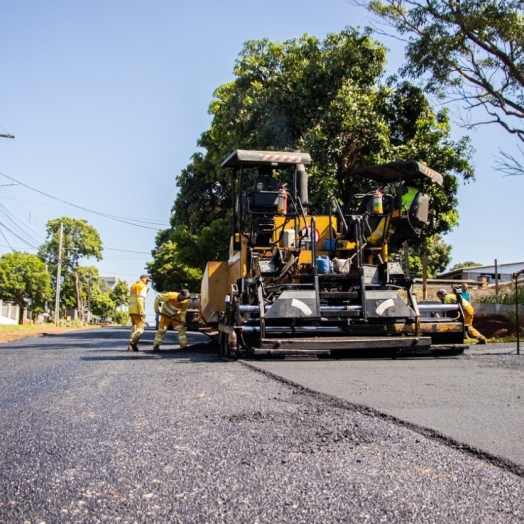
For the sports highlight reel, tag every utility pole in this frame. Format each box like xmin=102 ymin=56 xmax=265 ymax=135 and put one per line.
xmin=494 ymin=259 xmax=499 ymax=304
xmin=422 ymin=253 xmax=428 ymax=301
xmin=54 ymin=221 xmax=63 ymax=326
xmin=88 ymin=267 xmax=92 ymax=324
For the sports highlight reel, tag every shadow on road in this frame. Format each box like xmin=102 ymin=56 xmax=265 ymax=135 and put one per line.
xmin=0 ymin=326 xmax=219 ymax=357
xmin=81 ymin=342 xmax=221 ymax=363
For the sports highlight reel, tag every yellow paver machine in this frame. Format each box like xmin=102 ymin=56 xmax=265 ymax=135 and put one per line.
xmin=200 ymin=150 xmax=468 ymax=358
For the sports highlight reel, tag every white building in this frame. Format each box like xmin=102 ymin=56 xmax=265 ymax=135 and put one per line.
xmin=101 ymin=273 xmax=118 ymax=289
xmin=438 ymin=261 xmax=524 ymax=284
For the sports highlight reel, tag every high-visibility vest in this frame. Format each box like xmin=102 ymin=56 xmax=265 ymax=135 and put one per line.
xmin=129 ymin=280 xmax=147 ymax=315
xmin=400 ymin=186 xmax=418 ymax=213
xmin=442 ymin=294 xmax=470 ymax=307
xmin=154 ymin=292 xmax=188 ymax=321
xmin=443 ymin=293 xmax=474 ymax=315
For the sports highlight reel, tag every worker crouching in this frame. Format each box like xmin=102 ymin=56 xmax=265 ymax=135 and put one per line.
xmin=436 ymin=288 xmax=487 ymax=344
xmin=153 ymin=289 xmax=190 ymax=351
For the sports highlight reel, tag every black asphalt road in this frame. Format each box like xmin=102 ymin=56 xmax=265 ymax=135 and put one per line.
xmin=1 ymin=327 xmax=524 ymax=523
xmin=248 ymin=343 xmax=524 ymax=469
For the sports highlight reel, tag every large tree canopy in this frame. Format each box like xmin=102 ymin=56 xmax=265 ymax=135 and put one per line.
xmin=357 ymin=0 xmax=524 ymax=174
xmin=0 ymin=251 xmax=52 ymax=312
xmin=449 ymin=261 xmax=483 ymax=271
xmin=39 ymin=217 xmax=103 ymax=321
xmin=151 ymin=28 xmax=474 ymax=288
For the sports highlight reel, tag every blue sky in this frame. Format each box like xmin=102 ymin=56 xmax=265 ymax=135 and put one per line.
xmin=0 ymin=0 xmax=522 ymax=314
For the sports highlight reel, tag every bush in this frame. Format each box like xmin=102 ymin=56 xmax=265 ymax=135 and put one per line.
xmin=477 ymin=286 xmax=524 ymax=305
xmin=58 ymin=319 xmax=84 ymax=328
xmin=113 ymin=311 xmax=130 ymax=326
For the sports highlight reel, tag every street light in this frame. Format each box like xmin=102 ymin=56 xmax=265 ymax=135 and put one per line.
xmin=0 ymin=183 xmax=19 ymax=187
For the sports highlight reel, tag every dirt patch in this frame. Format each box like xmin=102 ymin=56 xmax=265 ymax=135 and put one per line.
xmin=473 ymin=314 xmax=518 ymax=339
xmin=0 ymin=326 xmax=100 ymax=345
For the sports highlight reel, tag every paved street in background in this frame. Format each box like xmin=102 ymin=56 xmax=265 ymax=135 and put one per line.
xmin=1 ymin=328 xmax=524 ymax=522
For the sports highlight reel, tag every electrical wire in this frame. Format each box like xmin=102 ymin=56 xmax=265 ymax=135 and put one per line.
xmin=0 ymin=187 xmax=47 ymax=247
xmin=105 ymin=247 xmax=151 ymax=254
xmin=0 ymin=171 xmax=170 ymax=230
xmin=0 ymin=201 xmax=43 ymax=248
xmin=0 ymin=219 xmax=40 ymax=249
xmin=0 ymin=228 xmax=14 ymax=251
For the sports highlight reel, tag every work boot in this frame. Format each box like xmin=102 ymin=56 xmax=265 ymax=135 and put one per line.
xmin=128 ymin=342 xmax=139 ymax=352
xmin=152 ymin=344 xmax=160 ymax=352
xmin=477 ymin=337 xmax=487 ymax=345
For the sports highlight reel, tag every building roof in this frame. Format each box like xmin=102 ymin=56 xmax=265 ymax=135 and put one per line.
xmin=438 ymin=261 xmax=524 ymax=279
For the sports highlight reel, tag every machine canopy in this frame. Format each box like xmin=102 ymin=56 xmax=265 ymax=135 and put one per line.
xmin=221 ymin=149 xmax=312 ymax=168
xmin=351 ymin=160 xmax=443 ymax=186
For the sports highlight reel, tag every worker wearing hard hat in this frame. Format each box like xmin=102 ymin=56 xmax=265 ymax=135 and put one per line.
xmin=128 ymin=274 xmax=152 ymax=351
xmin=436 ymin=288 xmax=487 ymax=344
xmin=152 ymin=289 xmax=190 ymax=351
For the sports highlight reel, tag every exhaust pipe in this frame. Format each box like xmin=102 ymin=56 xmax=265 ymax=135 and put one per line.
xmin=296 ymin=163 xmax=309 ymax=212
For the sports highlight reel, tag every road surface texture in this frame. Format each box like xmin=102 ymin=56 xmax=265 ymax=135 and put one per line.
xmin=249 ymin=342 xmax=524 ymax=469
xmin=0 ymin=326 xmax=523 ymax=523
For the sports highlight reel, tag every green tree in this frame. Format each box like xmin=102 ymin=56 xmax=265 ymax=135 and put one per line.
xmin=155 ymin=28 xmax=473 ymax=285
xmin=90 ymin=292 xmax=115 ymax=319
xmin=357 ymin=0 xmax=524 ymax=174
xmin=408 ymin=235 xmax=453 ymax=278
xmin=146 ymin=237 xmax=203 ymax=293
xmin=113 ymin=310 xmax=130 ymax=326
xmin=449 ymin=261 xmax=483 ymax=271
xmin=0 ymin=251 xmax=52 ymax=314
xmin=110 ymin=279 xmax=129 ymax=309
xmin=39 ymin=217 xmax=103 ymax=322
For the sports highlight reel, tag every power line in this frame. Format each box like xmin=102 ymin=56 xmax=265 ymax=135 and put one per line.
xmin=0 ymin=242 xmax=152 ymax=255
xmin=0 ymin=171 xmax=170 ymax=230
xmin=0 ymin=229 xmax=13 ymax=251
xmin=0 ymin=200 xmax=44 ymax=247
xmin=0 ymin=220 xmax=40 ymax=250
xmin=105 ymin=247 xmax=151 ymax=254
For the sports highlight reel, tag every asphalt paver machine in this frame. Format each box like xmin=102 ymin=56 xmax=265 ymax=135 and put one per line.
xmin=200 ymin=150 xmax=468 ymax=358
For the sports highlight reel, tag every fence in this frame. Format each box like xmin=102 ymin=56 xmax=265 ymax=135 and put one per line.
xmin=0 ymin=300 xmax=20 ymax=325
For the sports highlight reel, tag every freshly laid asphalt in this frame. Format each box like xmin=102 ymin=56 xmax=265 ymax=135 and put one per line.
xmin=248 ymin=342 xmax=524 ymax=470
xmin=1 ymin=326 xmax=524 ymax=523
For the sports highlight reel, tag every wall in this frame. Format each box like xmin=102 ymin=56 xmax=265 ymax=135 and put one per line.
xmin=0 ymin=300 xmax=20 ymax=325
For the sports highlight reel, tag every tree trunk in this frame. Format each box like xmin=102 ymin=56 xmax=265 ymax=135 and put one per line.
xmin=74 ymin=269 xmax=84 ymax=322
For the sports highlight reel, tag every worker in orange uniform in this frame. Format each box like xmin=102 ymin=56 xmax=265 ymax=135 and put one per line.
xmin=128 ymin=274 xmax=152 ymax=351
xmin=436 ymin=288 xmax=487 ymax=344
xmin=152 ymin=289 xmax=190 ymax=351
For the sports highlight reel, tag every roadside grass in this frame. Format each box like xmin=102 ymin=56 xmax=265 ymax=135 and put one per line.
xmin=0 ymin=324 xmax=55 ymax=333
xmin=492 ymin=336 xmax=519 ymax=343
xmin=0 ymin=322 xmax=98 ymax=333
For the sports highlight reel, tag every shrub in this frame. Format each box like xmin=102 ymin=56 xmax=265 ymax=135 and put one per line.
xmin=477 ymin=287 xmax=524 ymax=305
xmin=113 ymin=311 xmax=130 ymax=326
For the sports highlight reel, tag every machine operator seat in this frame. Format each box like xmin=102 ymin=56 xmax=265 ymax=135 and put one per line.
xmin=253 ymin=175 xmax=279 ymax=192
xmin=247 ymin=167 xmax=279 ymax=247
xmin=249 ymin=166 xmax=280 ymax=210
